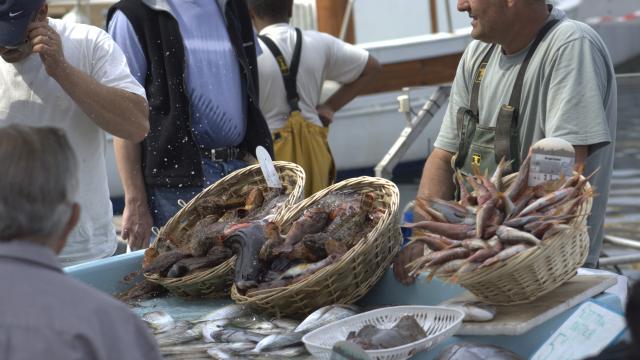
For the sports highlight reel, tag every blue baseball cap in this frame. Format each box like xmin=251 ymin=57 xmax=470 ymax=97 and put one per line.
xmin=0 ymin=0 xmax=45 ymax=47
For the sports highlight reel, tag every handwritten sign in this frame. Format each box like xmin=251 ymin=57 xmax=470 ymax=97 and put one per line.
xmin=531 ymin=301 xmax=626 ymax=360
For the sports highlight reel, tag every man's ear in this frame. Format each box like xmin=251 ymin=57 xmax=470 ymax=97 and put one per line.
xmin=52 ymin=203 xmax=80 ymax=254
xmin=36 ymin=4 xmax=48 ymax=22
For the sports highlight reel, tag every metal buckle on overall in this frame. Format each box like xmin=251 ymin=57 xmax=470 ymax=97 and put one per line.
xmin=210 ymin=147 xmax=239 ymax=162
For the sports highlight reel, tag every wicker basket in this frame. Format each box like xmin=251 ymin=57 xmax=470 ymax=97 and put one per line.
xmin=145 ymin=161 xmax=305 ymax=298
xmin=439 ymin=173 xmax=593 ymax=305
xmin=230 ymin=176 xmax=402 ymax=317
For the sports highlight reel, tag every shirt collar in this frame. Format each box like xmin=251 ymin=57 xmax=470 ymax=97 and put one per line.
xmin=259 ymin=23 xmax=291 ymax=36
xmin=0 ymin=241 xmax=63 ymax=272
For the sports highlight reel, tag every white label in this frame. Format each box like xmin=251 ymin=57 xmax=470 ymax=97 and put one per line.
xmin=531 ymin=301 xmax=626 ymax=360
xmin=528 ymin=153 xmax=574 ymax=186
xmin=256 ymin=146 xmax=282 ymax=189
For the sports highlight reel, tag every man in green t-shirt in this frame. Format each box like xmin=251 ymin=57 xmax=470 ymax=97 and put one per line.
xmin=415 ymin=0 xmax=616 ymax=267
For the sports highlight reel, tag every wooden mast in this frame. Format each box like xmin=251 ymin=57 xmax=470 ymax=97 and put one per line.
xmin=316 ymin=0 xmax=356 ymax=44
xmin=429 ymin=0 xmax=439 ymax=33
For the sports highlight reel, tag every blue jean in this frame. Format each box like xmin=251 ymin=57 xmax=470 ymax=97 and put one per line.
xmin=147 ymin=159 xmax=247 ymax=227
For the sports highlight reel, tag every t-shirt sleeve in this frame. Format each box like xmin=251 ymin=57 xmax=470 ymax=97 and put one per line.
xmin=107 ymin=10 xmax=147 ymax=87
xmin=90 ymin=17 xmax=146 ymax=98
xmin=433 ymin=45 xmax=474 ymax=153
xmin=322 ymin=33 xmax=370 ymax=84
xmin=543 ymin=37 xmax=612 ymax=147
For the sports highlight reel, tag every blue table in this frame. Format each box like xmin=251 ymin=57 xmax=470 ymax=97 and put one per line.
xmin=66 ymin=251 xmax=624 ymax=359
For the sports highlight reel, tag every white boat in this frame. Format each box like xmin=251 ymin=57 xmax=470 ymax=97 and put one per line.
xmin=48 ymin=0 xmax=640 ymax=199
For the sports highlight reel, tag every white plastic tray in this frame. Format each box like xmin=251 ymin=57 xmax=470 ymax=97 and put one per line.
xmin=302 ymin=305 xmax=464 ymax=360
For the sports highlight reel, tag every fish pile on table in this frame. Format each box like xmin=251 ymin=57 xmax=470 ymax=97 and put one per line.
xmin=394 ymin=156 xmax=594 ymax=285
xmin=230 ymin=190 xmax=386 ymax=295
xmin=141 ymin=186 xmax=291 ymax=280
xmin=346 ymin=315 xmax=427 ymax=350
xmin=140 ymin=303 xmax=359 ymax=359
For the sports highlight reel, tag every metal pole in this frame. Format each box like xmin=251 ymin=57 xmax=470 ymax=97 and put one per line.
xmin=374 ymin=86 xmax=451 ymax=179
xmin=604 ymin=234 xmax=640 ymax=251
xmin=444 ymin=0 xmax=454 ymax=33
xmin=599 ymin=253 xmax=640 ymax=266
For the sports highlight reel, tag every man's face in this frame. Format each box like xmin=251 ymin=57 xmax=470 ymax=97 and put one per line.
xmin=457 ymin=0 xmax=509 ymax=43
xmin=0 ymin=6 xmax=45 ymax=63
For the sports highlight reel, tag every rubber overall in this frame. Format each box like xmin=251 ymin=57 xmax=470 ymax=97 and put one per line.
xmin=259 ymin=29 xmax=336 ymax=197
xmin=452 ymin=20 xmax=560 ymax=196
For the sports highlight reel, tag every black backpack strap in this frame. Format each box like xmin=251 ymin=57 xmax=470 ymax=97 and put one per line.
xmin=258 ymin=28 xmax=303 ymax=112
xmin=495 ymin=19 xmax=560 ymax=168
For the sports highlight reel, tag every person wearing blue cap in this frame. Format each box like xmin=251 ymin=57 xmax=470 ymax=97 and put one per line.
xmin=0 ymin=0 xmax=149 ymax=266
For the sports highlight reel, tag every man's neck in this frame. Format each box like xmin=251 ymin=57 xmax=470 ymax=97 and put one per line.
xmin=253 ymin=18 xmax=289 ymax=33
xmin=500 ymin=5 xmax=551 ymax=55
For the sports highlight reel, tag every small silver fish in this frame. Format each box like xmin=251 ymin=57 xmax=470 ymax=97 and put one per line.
xmin=155 ymin=320 xmax=191 ymax=341
xmin=206 ymin=348 xmax=234 ymax=359
xmin=271 ymin=318 xmax=301 ymax=331
xmin=142 ymin=311 xmax=175 ymax=333
xmin=212 ymin=329 xmax=266 ymax=343
xmin=446 ymin=301 xmax=497 ymax=322
xmin=330 ymin=341 xmax=371 ymax=360
xmin=246 ymin=345 xmax=308 ymax=357
xmin=156 ymin=328 xmax=201 ymax=347
xmin=195 ymin=304 xmax=249 ymax=323
xmin=254 ymin=332 xmax=304 ymax=352
xmin=295 ymin=305 xmax=359 ymax=333
xmin=201 ymin=319 xmax=229 ymax=343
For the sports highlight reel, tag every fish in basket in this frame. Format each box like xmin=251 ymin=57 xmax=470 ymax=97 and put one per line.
xmin=138 ymin=162 xmax=305 ymax=299
xmin=231 ymin=176 xmax=402 ymax=317
xmin=394 ymin=155 xmax=595 ymax=304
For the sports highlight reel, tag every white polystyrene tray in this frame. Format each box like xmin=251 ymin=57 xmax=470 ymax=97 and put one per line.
xmin=302 ymin=305 xmax=464 ymax=360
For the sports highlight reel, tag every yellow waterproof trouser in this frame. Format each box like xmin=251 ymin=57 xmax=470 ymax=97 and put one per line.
xmin=272 ymin=111 xmax=336 ymax=197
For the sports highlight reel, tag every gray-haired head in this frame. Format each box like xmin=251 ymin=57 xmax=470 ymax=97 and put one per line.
xmin=0 ymin=124 xmax=78 ymax=244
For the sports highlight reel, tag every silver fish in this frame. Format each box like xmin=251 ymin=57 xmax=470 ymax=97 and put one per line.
xmin=212 ymin=342 xmax=256 ymax=353
xmin=446 ymin=301 xmax=497 ymax=322
xmin=254 ymin=332 xmax=304 ymax=352
xmin=142 ymin=311 xmax=175 ymax=333
xmin=195 ymin=304 xmax=249 ymax=323
xmin=159 ymin=343 xmax=216 ymax=355
xmin=156 ymin=328 xmax=201 ymax=347
xmin=206 ymin=348 xmax=235 ymax=359
xmin=246 ymin=346 xmax=308 ymax=357
xmin=271 ymin=318 xmax=301 ymax=331
xmin=212 ymin=329 xmax=266 ymax=343
xmin=295 ymin=305 xmax=359 ymax=333
xmin=330 ymin=341 xmax=371 ymax=360
xmin=201 ymin=319 xmax=229 ymax=343
xmin=155 ymin=320 xmax=191 ymax=341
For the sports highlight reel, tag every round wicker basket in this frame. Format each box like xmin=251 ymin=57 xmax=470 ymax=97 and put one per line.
xmin=145 ymin=161 xmax=305 ymax=298
xmin=438 ymin=173 xmax=593 ymax=305
xmin=230 ymin=176 xmax=402 ymax=317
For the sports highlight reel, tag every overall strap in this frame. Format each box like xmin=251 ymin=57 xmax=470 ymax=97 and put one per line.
xmin=259 ymin=28 xmax=303 ymax=112
xmin=495 ymin=19 xmax=560 ymax=167
xmin=455 ymin=44 xmax=496 ymax=169
xmin=470 ymin=44 xmax=496 ymax=116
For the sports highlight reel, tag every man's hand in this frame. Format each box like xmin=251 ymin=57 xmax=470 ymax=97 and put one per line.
xmin=121 ymin=200 xmax=153 ymax=251
xmin=316 ymin=103 xmax=335 ymax=127
xmin=27 ymin=22 xmax=68 ymax=79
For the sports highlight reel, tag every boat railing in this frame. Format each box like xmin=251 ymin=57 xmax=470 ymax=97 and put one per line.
xmin=374 ymin=85 xmax=451 ymax=179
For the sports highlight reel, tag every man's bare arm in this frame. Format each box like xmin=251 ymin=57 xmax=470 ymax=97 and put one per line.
xmin=114 ymin=138 xmax=153 ymax=250
xmin=414 ymin=148 xmax=456 ymax=221
xmin=317 ymin=55 xmax=382 ymax=126
xmin=29 ymin=21 xmax=149 ymax=142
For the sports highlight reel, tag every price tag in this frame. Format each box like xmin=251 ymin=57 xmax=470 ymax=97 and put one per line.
xmin=531 ymin=301 xmax=626 ymax=360
xmin=256 ymin=146 xmax=282 ymax=189
xmin=528 ymin=153 xmax=574 ymax=186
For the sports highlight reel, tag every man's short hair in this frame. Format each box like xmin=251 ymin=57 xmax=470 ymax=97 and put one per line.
xmin=247 ymin=0 xmax=290 ymax=22
xmin=0 ymin=125 xmax=78 ymax=242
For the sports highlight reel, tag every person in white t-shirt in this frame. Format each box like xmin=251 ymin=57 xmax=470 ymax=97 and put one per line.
xmin=0 ymin=0 xmax=148 ymax=265
xmin=248 ymin=0 xmax=381 ymax=196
